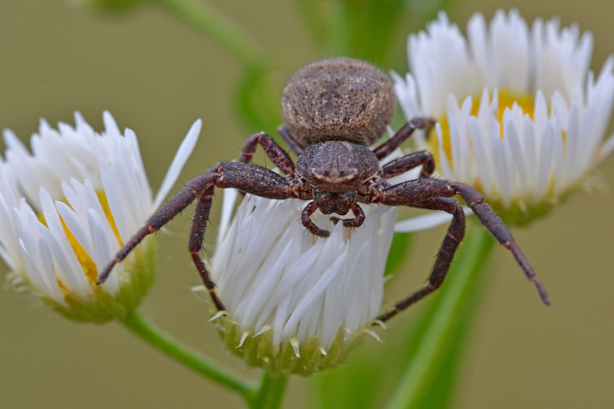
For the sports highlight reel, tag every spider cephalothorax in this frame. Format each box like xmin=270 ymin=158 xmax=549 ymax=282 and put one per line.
xmin=98 ymin=57 xmax=549 ymax=321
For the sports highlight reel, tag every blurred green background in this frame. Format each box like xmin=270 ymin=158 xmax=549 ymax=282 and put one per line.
xmin=0 ymin=0 xmax=613 ymax=408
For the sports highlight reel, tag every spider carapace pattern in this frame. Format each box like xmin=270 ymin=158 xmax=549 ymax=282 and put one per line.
xmin=98 ymin=57 xmax=549 ymax=322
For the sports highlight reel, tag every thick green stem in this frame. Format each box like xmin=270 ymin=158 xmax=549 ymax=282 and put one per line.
xmin=251 ymin=372 xmax=289 ymax=409
xmin=385 ymin=228 xmax=495 ymax=409
xmin=121 ymin=310 xmax=257 ymax=400
xmin=153 ymin=0 xmax=262 ymax=67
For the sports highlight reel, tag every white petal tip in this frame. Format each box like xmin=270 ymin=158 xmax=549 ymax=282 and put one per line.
xmin=290 ymin=337 xmax=301 ymax=358
xmin=255 ymin=325 xmax=272 ymax=337
xmin=208 ymin=310 xmax=228 ymax=322
xmin=362 ymin=329 xmax=384 ymax=343
xmin=152 ymin=119 xmax=202 ymax=210
xmin=237 ymin=331 xmax=250 ymax=348
xmin=372 ymin=320 xmax=387 ymax=330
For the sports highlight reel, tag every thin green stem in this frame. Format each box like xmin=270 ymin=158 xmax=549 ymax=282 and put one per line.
xmin=121 ymin=310 xmax=257 ymax=400
xmin=385 ymin=227 xmax=495 ymax=409
xmin=251 ymin=372 xmax=289 ymax=409
xmin=293 ymin=0 xmax=330 ymax=49
xmin=153 ymin=0 xmax=262 ymax=67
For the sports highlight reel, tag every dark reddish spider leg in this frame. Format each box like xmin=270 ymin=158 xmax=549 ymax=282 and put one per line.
xmin=380 ymin=150 xmax=435 ymax=179
xmin=373 ymin=178 xmax=550 ymax=306
xmin=331 ymin=204 xmax=366 ymax=229
xmin=277 ymin=125 xmax=305 ymax=156
xmin=302 ymin=201 xmax=330 ymax=237
xmin=238 ymin=132 xmax=295 ymax=175
xmin=97 ymin=171 xmax=221 ymax=285
xmin=189 ymin=187 xmax=225 ymax=311
xmin=376 ymin=197 xmax=465 ymax=322
xmin=98 ymin=162 xmax=294 ymax=311
xmin=373 ymin=117 xmax=435 ymax=160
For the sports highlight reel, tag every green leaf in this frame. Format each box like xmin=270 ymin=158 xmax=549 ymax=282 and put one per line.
xmin=385 ymin=232 xmax=412 ymax=277
xmin=385 ymin=226 xmax=495 ymax=409
xmin=410 ymin=247 xmax=492 ymax=409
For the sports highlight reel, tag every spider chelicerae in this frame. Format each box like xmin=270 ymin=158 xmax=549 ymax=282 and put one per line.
xmin=98 ymin=57 xmax=549 ymax=322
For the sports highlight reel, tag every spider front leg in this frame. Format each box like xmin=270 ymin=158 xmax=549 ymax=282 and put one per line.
xmin=97 ymin=168 xmax=222 ymax=285
xmin=374 ymin=178 xmax=550 ymax=309
xmin=98 ymin=162 xmax=295 ymax=312
xmin=239 ymin=131 xmax=295 ymax=175
xmin=376 ymin=197 xmax=465 ymax=322
xmin=373 ymin=117 xmax=435 ymax=160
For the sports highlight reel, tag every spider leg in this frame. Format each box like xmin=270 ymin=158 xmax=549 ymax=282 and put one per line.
xmin=97 ymin=162 xmax=294 ymax=308
xmin=380 ymin=150 xmax=435 ymax=179
xmin=97 ymin=169 xmax=221 ymax=285
xmin=302 ymin=201 xmax=330 ymax=237
xmin=277 ymin=125 xmax=305 ymax=156
xmin=373 ymin=117 xmax=435 ymax=160
xmin=188 ymin=187 xmax=225 ymax=311
xmin=374 ymin=178 xmax=550 ymax=306
xmin=239 ymin=131 xmax=295 ymax=175
xmin=377 ymin=197 xmax=464 ymax=322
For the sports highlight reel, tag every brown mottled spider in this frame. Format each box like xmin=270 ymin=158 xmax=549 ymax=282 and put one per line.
xmin=98 ymin=57 xmax=549 ymax=322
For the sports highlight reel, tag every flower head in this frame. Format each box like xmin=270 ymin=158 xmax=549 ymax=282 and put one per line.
xmin=394 ymin=10 xmax=614 ymax=224
xmin=209 ymin=189 xmax=396 ymax=375
xmin=0 ymin=112 xmax=200 ymax=322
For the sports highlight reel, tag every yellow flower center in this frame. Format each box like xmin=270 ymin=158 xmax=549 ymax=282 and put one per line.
xmin=431 ymin=89 xmax=536 ymax=168
xmin=39 ymin=192 xmax=123 ymax=286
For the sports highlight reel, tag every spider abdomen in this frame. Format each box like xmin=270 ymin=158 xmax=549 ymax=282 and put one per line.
xmin=281 ymin=57 xmax=396 ymax=147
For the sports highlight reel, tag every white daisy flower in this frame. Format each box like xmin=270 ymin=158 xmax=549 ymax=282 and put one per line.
xmin=206 ymin=141 xmax=438 ymax=375
xmin=393 ymin=9 xmax=614 ymax=224
xmin=209 ymin=191 xmax=395 ymax=375
xmin=0 ymin=112 xmax=201 ymax=322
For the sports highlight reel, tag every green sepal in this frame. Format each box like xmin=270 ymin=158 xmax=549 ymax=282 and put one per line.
xmin=212 ymin=312 xmax=371 ymax=376
xmin=47 ymin=236 xmax=156 ymax=323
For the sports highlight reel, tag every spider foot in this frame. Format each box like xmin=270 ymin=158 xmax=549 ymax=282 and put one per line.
xmin=531 ymin=276 xmax=550 ymax=306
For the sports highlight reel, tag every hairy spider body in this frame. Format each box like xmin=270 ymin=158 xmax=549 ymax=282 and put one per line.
xmin=281 ymin=57 xmax=396 ymax=146
xmin=98 ymin=57 xmax=549 ymax=322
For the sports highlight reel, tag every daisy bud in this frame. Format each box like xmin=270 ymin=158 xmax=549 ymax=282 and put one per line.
xmin=394 ymin=10 xmax=614 ymax=225
xmin=0 ymin=112 xmax=200 ymax=322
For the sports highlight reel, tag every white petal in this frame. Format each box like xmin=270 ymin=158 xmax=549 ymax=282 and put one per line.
xmin=217 ymin=188 xmax=238 ymax=247
xmin=394 ymin=210 xmax=467 ymax=232
xmin=152 ymin=119 xmax=202 ymax=211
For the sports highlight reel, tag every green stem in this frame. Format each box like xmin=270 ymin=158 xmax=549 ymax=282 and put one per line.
xmin=293 ymin=0 xmax=330 ymax=49
xmin=153 ymin=0 xmax=262 ymax=67
xmin=251 ymin=372 xmax=289 ymax=409
xmin=385 ymin=227 xmax=495 ymax=409
xmin=121 ymin=310 xmax=257 ymax=400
